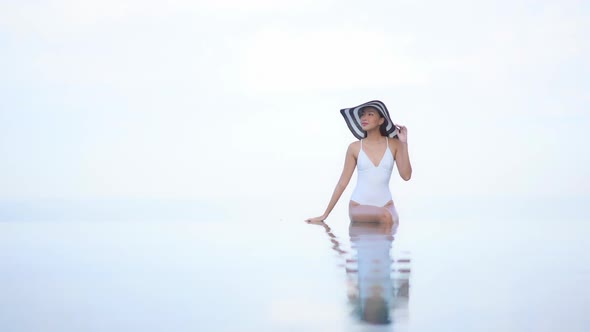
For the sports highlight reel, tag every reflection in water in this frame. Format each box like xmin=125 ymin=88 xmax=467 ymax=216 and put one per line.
xmin=308 ymin=221 xmax=411 ymax=326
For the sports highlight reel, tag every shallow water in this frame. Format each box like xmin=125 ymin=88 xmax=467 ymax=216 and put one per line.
xmin=1 ymin=202 xmax=589 ymax=332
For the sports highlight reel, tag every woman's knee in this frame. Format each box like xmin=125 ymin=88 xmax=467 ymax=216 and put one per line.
xmin=379 ymin=208 xmax=393 ymax=223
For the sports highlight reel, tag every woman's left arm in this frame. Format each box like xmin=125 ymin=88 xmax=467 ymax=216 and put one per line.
xmin=393 ymin=126 xmax=412 ymax=181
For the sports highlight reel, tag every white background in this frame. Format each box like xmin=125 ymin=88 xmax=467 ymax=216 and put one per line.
xmin=1 ymin=0 xmax=588 ymax=218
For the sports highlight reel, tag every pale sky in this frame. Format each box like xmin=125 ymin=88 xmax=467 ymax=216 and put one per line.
xmin=1 ymin=0 xmax=589 ymax=209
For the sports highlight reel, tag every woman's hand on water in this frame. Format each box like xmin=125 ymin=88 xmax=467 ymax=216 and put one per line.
xmin=305 ymin=215 xmax=326 ymax=224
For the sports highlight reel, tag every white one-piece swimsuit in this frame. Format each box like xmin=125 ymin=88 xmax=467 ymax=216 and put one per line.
xmin=350 ymin=138 xmax=395 ymax=207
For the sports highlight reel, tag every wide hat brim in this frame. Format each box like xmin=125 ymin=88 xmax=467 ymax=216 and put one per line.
xmin=340 ymin=100 xmax=398 ymax=140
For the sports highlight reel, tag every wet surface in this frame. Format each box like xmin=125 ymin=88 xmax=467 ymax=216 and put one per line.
xmin=1 ymin=215 xmax=589 ymax=332
xmin=307 ymin=220 xmax=411 ymax=328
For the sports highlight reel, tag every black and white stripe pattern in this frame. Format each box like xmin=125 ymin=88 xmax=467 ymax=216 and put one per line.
xmin=340 ymin=100 xmax=398 ymax=140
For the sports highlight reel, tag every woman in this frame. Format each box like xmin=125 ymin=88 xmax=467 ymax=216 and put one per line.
xmin=306 ymin=100 xmax=412 ymax=224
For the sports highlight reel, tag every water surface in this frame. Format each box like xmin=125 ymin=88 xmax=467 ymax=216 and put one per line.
xmin=1 ymin=201 xmax=588 ymax=331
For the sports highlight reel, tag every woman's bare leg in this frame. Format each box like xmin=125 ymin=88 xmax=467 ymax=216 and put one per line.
xmin=349 ymin=200 xmax=399 ymax=224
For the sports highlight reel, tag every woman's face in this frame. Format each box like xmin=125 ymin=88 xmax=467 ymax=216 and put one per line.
xmin=360 ymin=107 xmax=384 ymax=131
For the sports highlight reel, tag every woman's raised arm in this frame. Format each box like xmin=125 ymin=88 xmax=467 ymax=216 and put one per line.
xmin=393 ymin=125 xmax=412 ymax=181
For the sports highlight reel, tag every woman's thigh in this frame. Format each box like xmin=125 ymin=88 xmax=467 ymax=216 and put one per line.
xmin=349 ymin=200 xmax=399 ymax=223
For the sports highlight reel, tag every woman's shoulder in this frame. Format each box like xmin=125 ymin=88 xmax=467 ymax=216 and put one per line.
xmin=387 ymin=137 xmax=402 ymax=151
xmin=348 ymin=140 xmax=361 ymax=148
xmin=347 ymin=140 xmax=361 ymax=154
xmin=387 ymin=137 xmax=401 ymax=146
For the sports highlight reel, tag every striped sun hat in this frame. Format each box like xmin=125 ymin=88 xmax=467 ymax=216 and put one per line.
xmin=340 ymin=100 xmax=398 ymax=140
